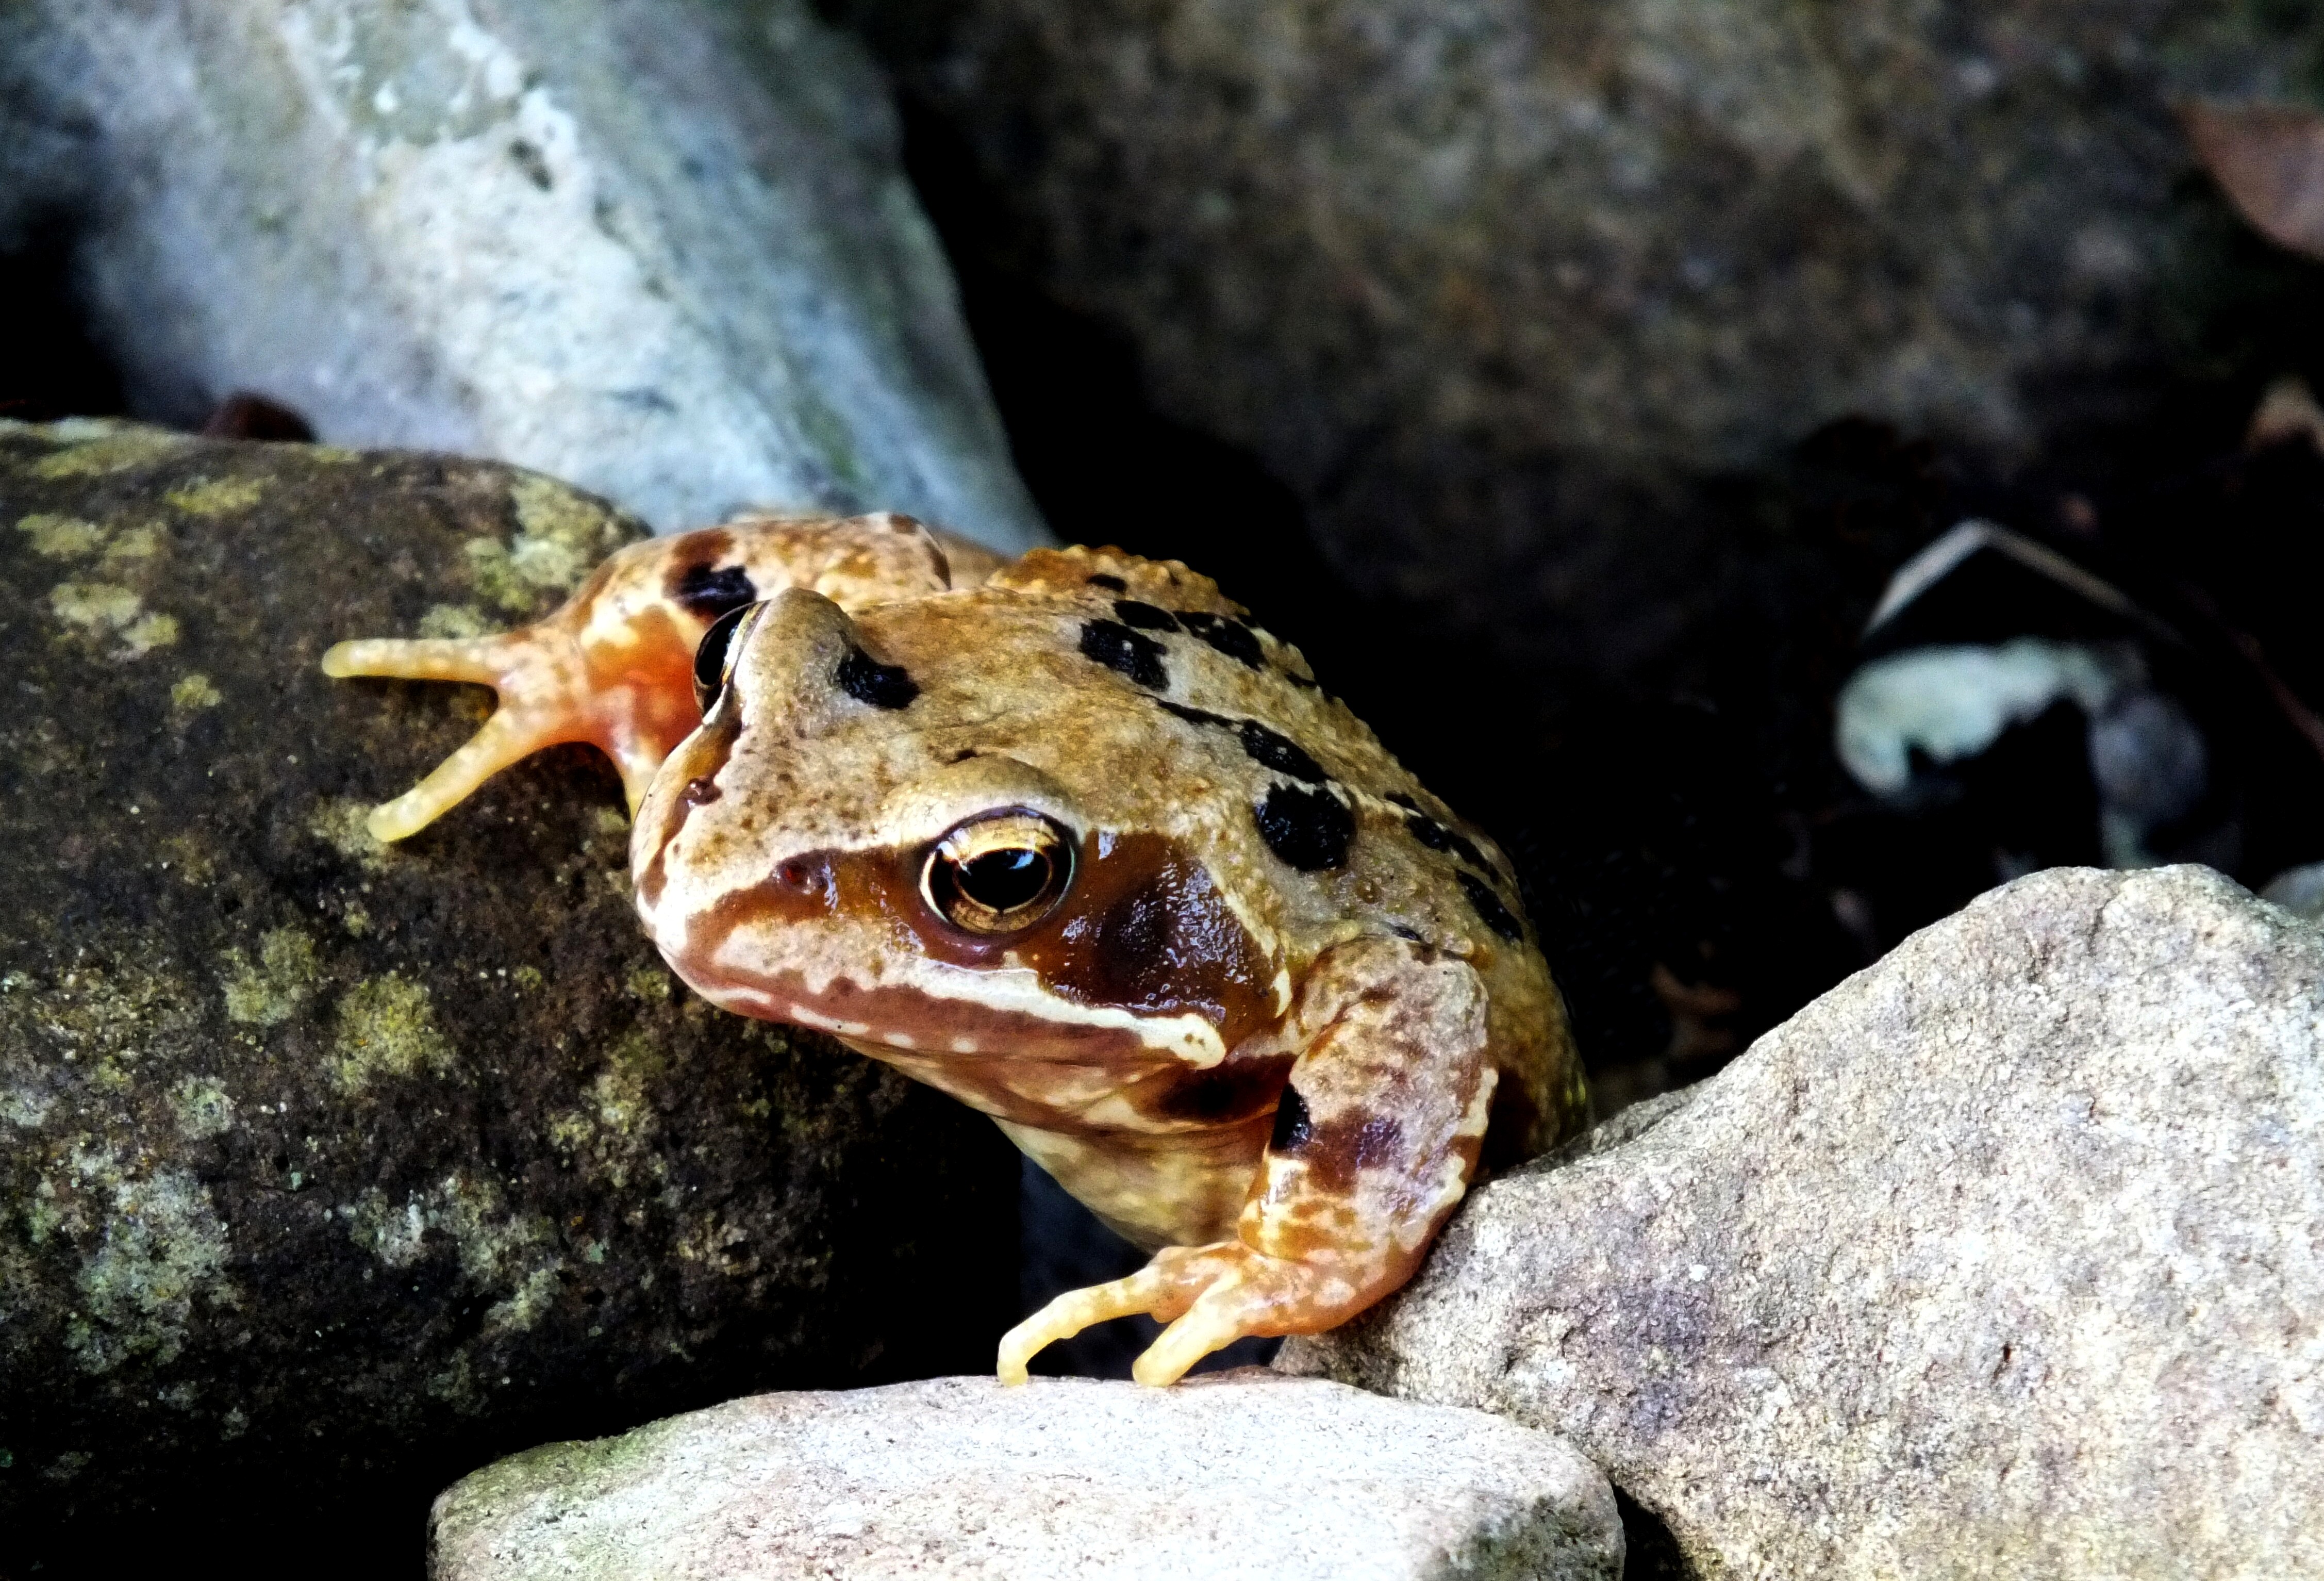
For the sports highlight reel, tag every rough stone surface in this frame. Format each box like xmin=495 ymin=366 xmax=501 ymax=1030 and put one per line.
xmin=428 ymin=1372 xmax=1624 ymax=1581
xmin=0 ymin=0 xmax=1045 ymax=549
xmin=1283 ymin=865 xmax=2324 ymax=1580
xmin=0 ymin=420 xmax=1019 ymax=1565
xmin=849 ymin=1 xmax=2324 ymax=666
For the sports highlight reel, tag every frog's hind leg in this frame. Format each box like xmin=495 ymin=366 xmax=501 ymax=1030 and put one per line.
xmin=323 ymin=630 xmax=636 ymax=843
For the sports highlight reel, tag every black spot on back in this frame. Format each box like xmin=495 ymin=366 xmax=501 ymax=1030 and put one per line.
xmin=835 ymin=646 xmax=919 ymax=709
xmin=1180 ymin=611 xmax=1264 ymax=669
xmin=1403 ymin=811 xmax=1489 ymax=871
xmin=1113 ymin=599 xmax=1181 ymax=631
xmin=1238 ymin=721 xmax=1327 ymax=783
xmin=1270 ymin=1085 xmax=1313 ymax=1151
xmin=1457 ymin=870 xmax=1524 ymax=941
xmin=1079 ymin=619 xmax=1170 ymax=689
xmin=1086 ymin=573 xmax=1127 ymax=591
xmin=676 ymin=563 xmax=757 ymax=618
xmin=1157 ymin=700 xmax=1236 ymax=730
xmin=1254 ymin=784 xmax=1353 ymax=870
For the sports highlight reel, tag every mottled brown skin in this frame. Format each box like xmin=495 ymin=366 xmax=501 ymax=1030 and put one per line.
xmin=325 ymin=513 xmax=1586 ymax=1384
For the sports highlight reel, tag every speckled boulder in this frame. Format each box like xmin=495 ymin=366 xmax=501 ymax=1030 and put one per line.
xmin=0 ymin=420 xmax=1018 ymax=1568
xmin=428 ymin=1373 xmax=1624 ymax=1581
xmin=1283 ymin=866 xmax=2324 ymax=1579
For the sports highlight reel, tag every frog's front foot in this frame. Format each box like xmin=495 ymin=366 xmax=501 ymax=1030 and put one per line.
xmin=998 ymin=1242 xmax=1371 ymax=1388
xmin=323 ymin=618 xmax=700 ymax=843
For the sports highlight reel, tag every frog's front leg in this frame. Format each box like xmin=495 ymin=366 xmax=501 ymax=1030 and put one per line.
xmin=324 ymin=606 xmax=697 ymax=842
xmin=999 ymin=934 xmax=1496 ymax=1387
xmin=324 ymin=514 xmax=958 ymax=842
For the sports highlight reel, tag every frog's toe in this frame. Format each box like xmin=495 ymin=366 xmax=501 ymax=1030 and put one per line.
xmin=1130 ymin=1275 xmax=1263 ymax=1387
xmin=323 ymin=634 xmax=530 ymax=686
xmin=995 ymin=1261 xmax=1176 ymax=1386
xmin=362 ymin=708 xmax=555 ymax=842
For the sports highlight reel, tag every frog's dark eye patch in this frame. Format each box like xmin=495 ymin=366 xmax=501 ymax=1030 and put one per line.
xmin=922 ymin=810 xmax=1076 ymax=935
xmin=692 ymin=602 xmax=764 ymax=714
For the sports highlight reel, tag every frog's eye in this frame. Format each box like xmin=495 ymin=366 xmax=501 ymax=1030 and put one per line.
xmin=922 ymin=811 xmax=1076 ymax=935
xmin=693 ymin=602 xmax=765 ymax=714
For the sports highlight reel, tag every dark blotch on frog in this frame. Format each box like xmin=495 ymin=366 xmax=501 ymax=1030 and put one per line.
xmin=1080 ymin=619 xmax=1171 ymax=690
xmin=1254 ymin=783 xmax=1354 ymax=870
xmin=836 ymin=646 xmax=919 ymax=709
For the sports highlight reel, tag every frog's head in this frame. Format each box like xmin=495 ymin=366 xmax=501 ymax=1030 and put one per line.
xmin=631 ymin=587 xmax=1279 ymax=1068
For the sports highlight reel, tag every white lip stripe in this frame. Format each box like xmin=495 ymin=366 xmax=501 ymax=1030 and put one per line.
xmin=709 ymin=936 xmax=1230 ymax=1066
xmin=788 ymin=1004 xmax=872 ymax=1037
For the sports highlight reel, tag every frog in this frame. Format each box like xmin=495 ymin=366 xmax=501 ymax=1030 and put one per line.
xmin=324 ymin=511 xmax=1587 ymax=1385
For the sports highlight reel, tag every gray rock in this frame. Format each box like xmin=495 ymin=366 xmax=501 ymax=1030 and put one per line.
xmin=428 ymin=1373 xmax=1624 ymax=1581
xmin=0 ymin=420 xmax=1019 ymax=1564
xmin=1283 ymin=865 xmax=2324 ymax=1579
xmin=846 ymin=1 xmax=2321 ymax=667
xmin=2260 ymin=859 xmax=2324 ymax=920
xmin=0 ymin=0 xmax=1045 ymax=549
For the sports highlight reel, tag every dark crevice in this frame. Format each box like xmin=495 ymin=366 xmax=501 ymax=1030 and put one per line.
xmin=0 ymin=216 xmax=123 ymax=423
xmin=1615 ymin=1485 xmax=1699 ymax=1580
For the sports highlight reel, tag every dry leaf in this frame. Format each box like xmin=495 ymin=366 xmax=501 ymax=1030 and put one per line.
xmin=2183 ymin=101 xmax=2324 ymax=262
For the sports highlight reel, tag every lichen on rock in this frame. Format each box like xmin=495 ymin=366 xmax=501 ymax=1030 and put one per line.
xmin=0 ymin=420 xmax=1018 ymax=1566
xmin=329 ymin=973 xmax=459 ymax=1091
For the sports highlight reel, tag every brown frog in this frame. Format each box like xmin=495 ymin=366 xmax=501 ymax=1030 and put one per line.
xmin=325 ymin=512 xmax=1586 ymax=1384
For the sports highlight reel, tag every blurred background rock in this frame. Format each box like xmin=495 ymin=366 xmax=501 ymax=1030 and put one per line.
xmin=0 ymin=0 xmax=1047 ymax=548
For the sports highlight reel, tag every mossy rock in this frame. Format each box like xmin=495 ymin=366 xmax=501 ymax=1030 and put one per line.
xmin=0 ymin=420 xmax=1018 ymax=1572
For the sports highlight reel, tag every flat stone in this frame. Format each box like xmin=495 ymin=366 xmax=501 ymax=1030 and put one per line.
xmin=429 ymin=1373 xmax=1623 ymax=1581
xmin=0 ymin=420 xmax=1018 ymax=1565
xmin=1285 ymin=865 xmax=2324 ymax=1579
xmin=0 ymin=0 xmax=1045 ymax=549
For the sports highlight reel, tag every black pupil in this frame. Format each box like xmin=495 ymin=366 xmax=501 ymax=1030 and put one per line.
xmin=693 ymin=604 xmax=754 ymax=711
xmin=957 ymin=848 xmax=1050 ymax=912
